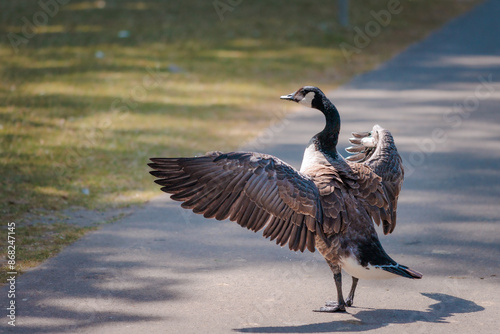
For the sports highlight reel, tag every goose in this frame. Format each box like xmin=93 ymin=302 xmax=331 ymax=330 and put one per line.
xmin=148 ymin=86 xmax=422 ymax=312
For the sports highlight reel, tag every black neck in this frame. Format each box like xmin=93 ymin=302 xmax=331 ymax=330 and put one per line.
xmin=314 ymin=95 xmax=341 ymax=158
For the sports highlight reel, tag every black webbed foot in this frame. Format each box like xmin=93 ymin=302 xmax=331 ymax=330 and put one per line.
xmin=313 ymin=301 xmax=346 ymax=313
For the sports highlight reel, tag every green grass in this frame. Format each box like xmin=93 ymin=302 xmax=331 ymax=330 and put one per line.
xmin=0 ymin=223 xmax=96 ymax=283
xmin=0 ymin=0 xmax=483 ymax=276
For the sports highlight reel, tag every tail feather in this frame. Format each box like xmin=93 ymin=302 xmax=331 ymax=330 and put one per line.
xmin=381 ymin=264 xmax=423 ymax=279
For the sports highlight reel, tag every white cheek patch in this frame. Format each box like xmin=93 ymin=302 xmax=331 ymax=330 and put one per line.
xmin=299 ymin=92 xmax=315 ymax=107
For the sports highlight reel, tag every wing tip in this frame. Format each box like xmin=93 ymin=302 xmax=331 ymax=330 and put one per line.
xmin=382 ymin=264 xmax=423 ymax=279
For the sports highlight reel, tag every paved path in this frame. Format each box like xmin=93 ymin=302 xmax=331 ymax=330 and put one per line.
xmin=3 ymin=1 xmax=500 ymax=333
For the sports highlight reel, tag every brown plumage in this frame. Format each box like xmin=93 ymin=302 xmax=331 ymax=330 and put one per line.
xmin=149 ymin=86 xmax=421 ymax=312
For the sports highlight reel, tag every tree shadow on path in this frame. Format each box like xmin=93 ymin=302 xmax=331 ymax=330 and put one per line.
xmin=234 ymin=293 xmax=484 ymax=333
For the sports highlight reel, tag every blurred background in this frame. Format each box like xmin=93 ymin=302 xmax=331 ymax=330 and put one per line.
xmin=0 ymin=0 xmax=482 ymax=275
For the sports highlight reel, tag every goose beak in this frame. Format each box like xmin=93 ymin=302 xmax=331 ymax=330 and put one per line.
xmin=280 ymin=93 xmax=295 ymax=101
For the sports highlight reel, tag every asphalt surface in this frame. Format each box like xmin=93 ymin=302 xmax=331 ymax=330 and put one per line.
xmin=3 ymin=1 xmax=500 ymax=333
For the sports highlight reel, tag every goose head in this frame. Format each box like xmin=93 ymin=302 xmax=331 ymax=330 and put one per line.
xmin=280 ymin=86 xmax=326 ymax=110
xmin=281 ymin=86 xmax=341 ymax=155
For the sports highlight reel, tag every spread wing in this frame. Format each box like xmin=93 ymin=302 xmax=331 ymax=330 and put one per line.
xmin=345 ymin=124 xmax=404 ymax=234
xmin=148 ymin=151 xmax=324 ymax=252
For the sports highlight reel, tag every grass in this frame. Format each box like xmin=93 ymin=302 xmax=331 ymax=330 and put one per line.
xmin=0 ymin=0 xmax=483 ymax=279
xmin=4 ymin=223 xmax=96 ymax=269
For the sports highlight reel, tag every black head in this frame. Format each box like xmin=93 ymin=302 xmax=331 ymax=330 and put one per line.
xmin=280 ymin=86 xmax=326 ymax=109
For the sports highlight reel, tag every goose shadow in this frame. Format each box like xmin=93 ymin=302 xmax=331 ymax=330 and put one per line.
xmin=233 ymin=293 xmax=484 ymax=333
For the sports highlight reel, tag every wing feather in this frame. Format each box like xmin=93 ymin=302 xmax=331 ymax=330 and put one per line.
xmin=345 ymin=125 xmax=404 ymax=234
xmin=149 ymin=152 xmax=323 ymax=252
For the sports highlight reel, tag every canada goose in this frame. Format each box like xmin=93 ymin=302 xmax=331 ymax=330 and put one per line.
xmin=148 ymin=86 xmax=422 ymax=312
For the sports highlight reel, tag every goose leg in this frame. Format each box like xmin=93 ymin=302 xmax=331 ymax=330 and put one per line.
xmin=315 ymin=265 xmax=346 ymax=312
xmin=346 ymin=277 xmax=359 ymax=307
